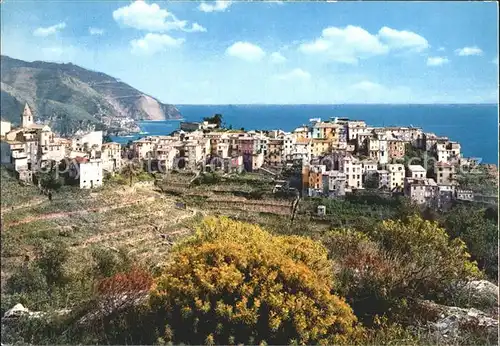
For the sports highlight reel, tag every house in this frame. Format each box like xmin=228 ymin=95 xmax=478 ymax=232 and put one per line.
xmin=324 ymin=170 xmax=346 ymax=198
xmin=184 ymin=141 xmax=203 ymax=170
xmin=311 ymin=139 xmax=330 ymax=157
xmin=361 ymin=159 xmax=377 ymax=173
xmin=378 ymin=140 xmax=388 ymax=164
xmin=434 ymin=161 xmax=456 ymax=185
xmin=387 ymin=163 xmax=405 ymax=190
xmin=222 ymin=155 xmax=244 ymax=174
xmin=356 ymin=132 xmax=373 ymax=153
xmin=340 ymin=154 xmax=362 ymax=190
xmin=267 ymin=138 xmax=284 ymax=166
xmin=69 ymin=157 xmax=103 ymax=189
xmin=404 ymin=177 xmax=439 ymax=205
xmin=292 ymin=138 xmax=311 ymax=164
xmin=283 ymin=133 xmax=296 ymax=162
xmin=366 ymin=137 xmax=380 ymax=161
xmin=407 ymin=165 xmax=426 ymax=179
xmin=347 ymin=120 xmax=367 ymax=141
xmin=387 ymin=140 xmax=406 ymax=160
xmin=154 ymin=145 xmax=178 ymax=171
xmin=304 ymin=164 xmax=327 ymax=197
xmin=436 ymin=141 xmax=461 ymax=163
xmin=456 ymin=189 xmax=474 ymax=201
xmin=132 ymin=138 xmax=155 ymax=160
xmin=72 ymin=131 xmax=103 ymax=153
xmin=293 ymin=126 xmax=310 ymax=139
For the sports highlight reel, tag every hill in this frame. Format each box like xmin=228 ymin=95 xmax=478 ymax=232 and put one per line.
xmin=0 ymin=55 xmax=181 ymax=136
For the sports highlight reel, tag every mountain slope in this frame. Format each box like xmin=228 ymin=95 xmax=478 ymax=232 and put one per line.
xmin=0 ymin=55 xmax=181 ymax=135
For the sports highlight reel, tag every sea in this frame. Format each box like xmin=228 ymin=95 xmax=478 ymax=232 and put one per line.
xmin=111 ymin=104 xmax=499 ymax=164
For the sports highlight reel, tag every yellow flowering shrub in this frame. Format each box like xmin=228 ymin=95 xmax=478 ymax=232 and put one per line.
xmin=150 ymin=217 xmax=361 ymax=345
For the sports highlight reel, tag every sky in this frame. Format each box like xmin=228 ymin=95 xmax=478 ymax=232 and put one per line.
xmin=1 ymin=0 xmax=498 ymax=105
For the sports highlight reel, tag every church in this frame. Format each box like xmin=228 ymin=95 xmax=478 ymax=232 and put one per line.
xmin=1 ymin=104 xmax=67 ymax=182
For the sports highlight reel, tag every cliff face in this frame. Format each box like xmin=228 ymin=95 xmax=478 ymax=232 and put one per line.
xmin=0 ymin=55 xmax=181 ymax=135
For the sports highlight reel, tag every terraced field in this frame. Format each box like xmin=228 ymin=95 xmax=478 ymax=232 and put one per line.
xmin=1 ymin=172 xmax=200 ymax=284
xmin=0 ymin=169 xmax=301 ymax=286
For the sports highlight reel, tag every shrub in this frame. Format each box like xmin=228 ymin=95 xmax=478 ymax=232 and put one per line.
xmin=149 ymin=217 xmax=361 ymax=345
xmin=323 ymin=215 xmax=481 ymax=321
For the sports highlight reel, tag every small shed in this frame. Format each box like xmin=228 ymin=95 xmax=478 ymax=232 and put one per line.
xmin=317 ymin=205 xmax=326 ymax=216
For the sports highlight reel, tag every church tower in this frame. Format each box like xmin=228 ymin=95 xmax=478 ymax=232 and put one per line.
xmin=21 ymin=103 xmax=34 ymax=128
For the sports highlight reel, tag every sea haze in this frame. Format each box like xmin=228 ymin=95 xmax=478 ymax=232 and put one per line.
xmin=112 ymin=104 xmax=499 ymax=164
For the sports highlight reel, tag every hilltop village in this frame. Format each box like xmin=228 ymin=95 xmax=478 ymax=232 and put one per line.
xmin=0 ymin=104 xmax=494 ymax=208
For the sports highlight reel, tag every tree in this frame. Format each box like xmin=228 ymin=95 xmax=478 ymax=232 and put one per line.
xmin=35 ymin=242 xmax=70 ymax=296
xmin=149 ymin=217 xmax=361 ymax=345
xmin=121 ymin=159 xmax=141 ymax=187
xmin=203 ymin=114 xmax=223 ymax=128
xmin=443 ymin=205 xmax=498 ymax=281
xmin=364 ymin=172 xmax=379 ymax=189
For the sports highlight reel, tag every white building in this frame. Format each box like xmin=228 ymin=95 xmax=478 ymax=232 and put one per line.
xmin=102 ymin=142 xmax=122 ymax=173
xmin=70 ymin=157 xmax=103 ymax=189
xmin=378 ymin=140 xmax=388 ymax=164
xmin=283 ymin=133 xmax=296 ymax=161
xmin=340 ymin=154 xmax=362 ymax=190
xmin=387 ymin=163 xmax=405 ymax=190
xmin=361 ymin=160 xmax=377 ymax=173
xmin=292 ymin=138 xmax=311 ymax=164
xmin=72 ymin=131 xmax=103 ymax=153
xmin=407 ymin=165 xmax=426 ymax=179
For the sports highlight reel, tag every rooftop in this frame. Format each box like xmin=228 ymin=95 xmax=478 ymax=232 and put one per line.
xmin=408 ymin=165 xmax=426 ymax=172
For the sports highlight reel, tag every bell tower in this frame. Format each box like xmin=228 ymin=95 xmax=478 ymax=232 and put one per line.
xmin=21 ymin=103 xmax=33 ymax=128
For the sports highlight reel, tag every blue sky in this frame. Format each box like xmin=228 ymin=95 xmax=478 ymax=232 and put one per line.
xmin=1 ymin=0 xmax=498 ymax=104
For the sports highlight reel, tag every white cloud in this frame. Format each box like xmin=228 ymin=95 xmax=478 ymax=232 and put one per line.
xmin=187 ymin=23 xmax=207 ymax=33
xmin=130 ymin=33 xmax=184 ymax=55
xmin=427 ymin=56 xmax=449 ymax=67
xmin=113 ymin=1 xmax=206 ymax=33
xmin=89 ymin=27 xmax=104 ymax=36
xmin=226 ymin=42 xmax=265 ymax=62
xmin=33 ymin=22 xmax=66 ymax=37
xmin=492 ymin=57 xmax=499 ymax=65
xmin=270 ymin=52 xmax=286 ymax=64
xmin=455 ymin=46 xmax=483 ymax=56
xmin=299 ymin=25 xmax=388 ymax=64
xmin=198 ymin=1 xmax=232 ymax=13
xmin=378 ymin=26 xmax=429 ymax=52
xmin=299 ymin=25 xmax=429 ymax=64
xmin=438 ymin=47 xmax=446 ymax=52
xmin=275 ymin=68 xmax=311 ymax=81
